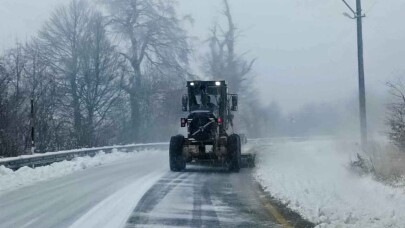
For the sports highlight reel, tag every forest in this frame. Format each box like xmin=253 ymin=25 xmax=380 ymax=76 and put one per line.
xmin=0 ymin=0 xmax=272 ymax=157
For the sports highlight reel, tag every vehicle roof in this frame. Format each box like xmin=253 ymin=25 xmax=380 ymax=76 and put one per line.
xmin=186 ymin=80 xmax=227 ymax=87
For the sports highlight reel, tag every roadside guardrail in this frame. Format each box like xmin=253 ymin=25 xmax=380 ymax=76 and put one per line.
xmin=0 ymin=136 xmax=342 ymax=170
xmin=0 ymin=143 xmax=169 ymax=170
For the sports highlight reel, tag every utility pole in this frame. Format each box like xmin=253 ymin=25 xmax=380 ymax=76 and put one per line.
xmin=342 ymin=0 xmax=368 ymax=149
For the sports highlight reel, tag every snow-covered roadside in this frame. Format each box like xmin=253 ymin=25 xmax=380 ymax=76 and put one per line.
xmin=0 ymin=149 xmax=159 ymax=195
xmin=254 ymin=139 xmax=405 ymax=228
xmin=0 ymin=142 xmax=168 ymax=163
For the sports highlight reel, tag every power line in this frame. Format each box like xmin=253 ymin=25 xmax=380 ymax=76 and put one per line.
xmin=364 ymin=0 xmax=379 ymax=14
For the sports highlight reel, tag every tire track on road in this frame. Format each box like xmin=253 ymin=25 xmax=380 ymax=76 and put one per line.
xmin=126 ymin=172 xmax=187 ymax=227
xmin=125 ymin=164 xmax=312 ymax=228
xmin=191 ymin=173 xmax=220 ymax=228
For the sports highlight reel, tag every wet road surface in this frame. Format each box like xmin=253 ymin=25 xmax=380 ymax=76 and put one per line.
xmin=126 ymin=166 xmax=282 ymax=228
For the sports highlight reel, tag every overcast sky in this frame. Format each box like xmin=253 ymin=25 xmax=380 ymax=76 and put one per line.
xmin=1 ymin=0 xmax=405 ymax=113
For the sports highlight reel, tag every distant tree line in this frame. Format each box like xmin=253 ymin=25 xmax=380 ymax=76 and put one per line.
xmin=0 ymin=0 xmax=275 ymax=157
xmin=0 ymin=0 xmax=191 ymax=156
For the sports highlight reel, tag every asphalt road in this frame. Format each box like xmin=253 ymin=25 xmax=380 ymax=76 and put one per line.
xmin=126 ymin=166 xmax=282 ymax=228
xmin=0 ymin=151 xmax=167 ymax=228
xmin=0 ymin=148 xmax=309 ymax=228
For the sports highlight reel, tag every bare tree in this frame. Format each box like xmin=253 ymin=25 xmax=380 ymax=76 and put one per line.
xmin=386 ymin=79 xmax=405 ymax=150
xmin=34 ymin=0 xmax=127 ymax=148
xmin=79 ymin=12 xmax=124 ymax=146
xmin=203 ymin=0 xmax=260 ymax=136
xmin=38 ymin=0 xmax=95 ymax=147
xmin=203 ymin=0 xmax=255 ymax=94
xmin=0 ymin=44 xmax=30 ymax=156
xmin=23 ymin=40 xmax=66 ymax=152
xmin=103 ymin=0 xmax=191 ymax=142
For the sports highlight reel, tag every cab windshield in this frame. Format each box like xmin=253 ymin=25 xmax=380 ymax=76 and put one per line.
xmin=189 ymin=85 xmax=221 ymax=115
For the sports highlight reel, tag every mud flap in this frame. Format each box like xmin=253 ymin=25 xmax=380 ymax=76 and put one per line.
xmin=227 ymin=134 xmax=241 ymax=172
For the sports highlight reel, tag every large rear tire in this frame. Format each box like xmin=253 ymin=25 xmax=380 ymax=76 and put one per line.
xmin=228 ymin=134 xmax=241 ymax=172
xmin=169 ymin=135 xmax=186 ymax=172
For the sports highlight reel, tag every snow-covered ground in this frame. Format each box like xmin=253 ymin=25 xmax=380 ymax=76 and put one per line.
xmin=0 ymin=142 xmax=168 ymax=163
xmin=0 ymin=149 xmax=159 ymax=194
xmin=255 ymin=139 xmax=405 ymax=227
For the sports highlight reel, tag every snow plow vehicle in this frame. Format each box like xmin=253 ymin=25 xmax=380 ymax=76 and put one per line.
xmin=169 ymin=80 xmax=255 ymax=172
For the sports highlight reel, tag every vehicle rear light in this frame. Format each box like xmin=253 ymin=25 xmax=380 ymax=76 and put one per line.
xmin=181 ymin=118 xmax=187 ymax=127
xmin=217 ymin=117 xmax=223 ymax=124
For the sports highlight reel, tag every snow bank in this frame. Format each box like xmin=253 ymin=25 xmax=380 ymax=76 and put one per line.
xmin=0 ymin=149 xmax=154 ymax=194
xmin=255 ymin=139 xmax=405 ymax=228
xmin=0 ymin=142 xmax=168 ymax=163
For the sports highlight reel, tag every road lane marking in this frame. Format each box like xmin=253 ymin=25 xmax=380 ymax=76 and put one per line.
xmin=256 ymin=183 xmax=293 ymax=228
xmin=262 ymin=201 xmax=293 ymax=228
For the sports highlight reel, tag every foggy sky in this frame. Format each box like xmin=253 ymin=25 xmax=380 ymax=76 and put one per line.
xmin=1 ymin=0 xmax=405 ymax=113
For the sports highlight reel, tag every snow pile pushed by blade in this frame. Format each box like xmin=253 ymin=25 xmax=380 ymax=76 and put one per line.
xmin=255 ymin=139 xmax=405 ymax=228
xmin=0 ymin=149 xmax=155 ymax=194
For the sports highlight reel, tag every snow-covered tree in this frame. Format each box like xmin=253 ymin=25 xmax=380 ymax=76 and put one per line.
xmin=386 ymin=79 xmax=405 ymax=150
xmin=103 ymin=0 xmax=191 ymax=142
